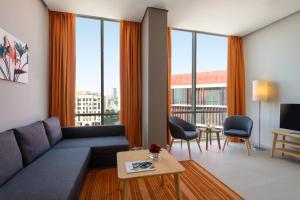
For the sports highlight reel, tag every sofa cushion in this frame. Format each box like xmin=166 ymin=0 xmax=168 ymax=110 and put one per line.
xmin=0 ymin=148 xmax=90 ymax=200
xmin=15 ymin=122 xmax=50 ymax=165
xmin=0 ymin=130 xmax=23 ymax=186
xmin=53 ymin=136 xmax=129 ymax=168
xmin=61 ymin=125 xmax=125 ymax=138
xmin=53 ymin=136 xmax=129 ymax=153
xmin=43 ymin=117 xmax=63 ymax=146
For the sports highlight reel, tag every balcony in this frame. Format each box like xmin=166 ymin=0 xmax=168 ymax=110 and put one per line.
xmin=171 ymin=104 xmax=227 ymax=129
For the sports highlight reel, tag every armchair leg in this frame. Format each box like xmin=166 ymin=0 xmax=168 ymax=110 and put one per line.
xmin=196 ymin=138 xmax=202 ymax=152
xmin=222 ymin=137 xmax=229 ymax=151
xmin=246 ymin=139 xmax=251 ymax=156
xmin=247 ymin=139 xmax=252 ymax=149
xmin=245 ymin=139 xmax=250 ymax=156
xmin=187 ymin=140 xmax=192 ymax=160
xmin=169 ymin=138 xmax=174 ymax=152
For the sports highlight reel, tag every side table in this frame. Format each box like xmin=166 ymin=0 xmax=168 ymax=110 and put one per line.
xmin=198 ymin=127 xmax=222 ymax=150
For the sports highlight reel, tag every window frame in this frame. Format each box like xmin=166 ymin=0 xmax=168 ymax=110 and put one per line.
xmin=171 ymin=28 xmax=227 ymax=126
xmin=75 ymin=15 xmax=120 ymax=125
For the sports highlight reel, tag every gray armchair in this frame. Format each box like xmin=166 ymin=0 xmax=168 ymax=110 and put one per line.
xmin=222 ymin=115 xmax=253 ymax=155
xmin=168 ymin=117 xmax=202 ymax=159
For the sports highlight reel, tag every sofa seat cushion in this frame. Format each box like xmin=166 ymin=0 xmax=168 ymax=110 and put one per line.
xmin=0 ymin=130 xmax=23 ymax=186
xmin=0 ymin=148 xmax=90 ymax=200
xmin=43 ymin=117 xmax=63 ymax=146
xmin=53 ymin=136 xmax=128 ymax=153
xmin=14 ymin=122 xmax=50 ymax=165
xmin=53 ymin=136 xmax=129 ymax=168
xmin=224 ymin=129 xmax=249 ymax=138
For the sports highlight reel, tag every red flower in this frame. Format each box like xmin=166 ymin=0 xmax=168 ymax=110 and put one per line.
xmin=149 ymin=144 xmax=161 ymax=153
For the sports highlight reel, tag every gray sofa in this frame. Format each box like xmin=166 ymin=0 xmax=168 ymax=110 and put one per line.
xmin=0 ymin=117 xmax=129 ymax=200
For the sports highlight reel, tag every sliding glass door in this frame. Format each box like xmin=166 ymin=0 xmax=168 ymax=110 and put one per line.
xmin=171 ymin=29 xmax=227 ymax=128
xmin=171 ymin=30 xmax=193 ymax=123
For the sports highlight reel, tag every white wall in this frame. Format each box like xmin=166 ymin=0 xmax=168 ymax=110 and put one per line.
xmin=244 ymin=11 xmax=300 ymax=148
xmin=0 ymin=0 xmax=49 ymax=131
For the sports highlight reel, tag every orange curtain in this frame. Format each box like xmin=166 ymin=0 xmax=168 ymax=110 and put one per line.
xmin=227 ymin=36 xmax=246 ymax=142
xmin=167 ymin=27 xmax=172 ymax=144
xmin=120 ymin=20 xmax=141 ymax=147
xmin=49 ymin=11 xmax=76 ymax=127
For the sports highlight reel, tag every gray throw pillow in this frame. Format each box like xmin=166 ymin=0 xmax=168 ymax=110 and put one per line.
xmin=0 ymin=130 xmax=23 ymax=186
xmin=15 ymin=122 xmax=50 ymax=165
xmin=43 ymin=117 xmax=63 ymax=146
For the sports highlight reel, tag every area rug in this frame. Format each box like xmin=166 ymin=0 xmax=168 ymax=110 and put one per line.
xmin=79 ymin=160 xmax=243 ymax=200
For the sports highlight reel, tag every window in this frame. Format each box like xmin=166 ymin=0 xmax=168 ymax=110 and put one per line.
xmin=171 ymin=30 xmax=193 ymax=123
xmin=103 ymin=21 xmax=120 ymax=125
xmin=75 ymin=17 xmax=120 ymax=126
xmin=171 ymin=30 xmax=227 ymax=128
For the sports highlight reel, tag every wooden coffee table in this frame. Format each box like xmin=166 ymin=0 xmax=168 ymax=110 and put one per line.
xmin=117 ymin=149 xmax=185 ymax=200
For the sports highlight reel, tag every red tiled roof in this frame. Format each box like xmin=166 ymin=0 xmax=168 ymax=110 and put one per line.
xmin=171 ymin=70 xmax=226 ymax=85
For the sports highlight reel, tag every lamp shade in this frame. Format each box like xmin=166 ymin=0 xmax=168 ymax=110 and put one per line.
xmin=252 ymin=80 xmax=269 ymax=101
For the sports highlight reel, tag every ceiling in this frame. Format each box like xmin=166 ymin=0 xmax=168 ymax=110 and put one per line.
xmin=44 ymin=0 xmax=300 ymax=36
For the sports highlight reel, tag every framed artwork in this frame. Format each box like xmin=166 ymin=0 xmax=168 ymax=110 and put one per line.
xmin=0 ymin=27 xmax=29 ymax=83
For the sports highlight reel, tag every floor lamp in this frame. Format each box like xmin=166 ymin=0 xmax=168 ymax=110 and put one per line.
xmin=252 ymin=80 xmax=269 ymax=150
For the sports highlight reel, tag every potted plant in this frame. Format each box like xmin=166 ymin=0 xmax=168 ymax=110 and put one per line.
xmin=149 ymin=144 xmax=161 ymax=161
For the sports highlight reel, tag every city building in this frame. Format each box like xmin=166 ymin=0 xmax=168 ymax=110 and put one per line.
xmin=75 ymin=89 xmax=120 ymax=126
xmin=105 ymin=87 xmax=119 ymax=112
xmin=75 ymin=91 xmax=101 ymax=126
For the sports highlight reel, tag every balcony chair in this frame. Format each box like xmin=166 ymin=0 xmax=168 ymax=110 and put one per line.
xmin=168 ymin=116 xmax=202 ymax=159
xmin=222 ymin=115 xmax=253 ymax=155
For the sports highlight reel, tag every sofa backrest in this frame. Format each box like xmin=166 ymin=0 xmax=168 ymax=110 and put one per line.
xmin=0 ymin=130 xmax=23 ymax=186
xmin=43 ymin=117 xmax=63 ymax=146
xmin=61 ymin=125 xmax=125 ymax=138
xmin=14 ymin=122 xmax=50 ymax=166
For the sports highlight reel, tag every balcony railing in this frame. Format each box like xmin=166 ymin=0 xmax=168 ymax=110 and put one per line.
xmin=75 ymin=106 xmax=226 ymax=128
xmin=171 ymin=105 xmax=227 ymax=129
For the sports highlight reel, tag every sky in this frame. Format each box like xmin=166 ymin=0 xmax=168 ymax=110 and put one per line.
xmin=76 ymin=17 xmax=227 ymax=94
xmin=171 ymin=30 xmax=227 ymax=75
xmin=76 ymin=17 xmax=120 ymax=96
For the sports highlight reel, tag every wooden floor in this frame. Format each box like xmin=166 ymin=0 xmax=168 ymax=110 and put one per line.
xmin=79 ymin=160 xmax=243 ymax=200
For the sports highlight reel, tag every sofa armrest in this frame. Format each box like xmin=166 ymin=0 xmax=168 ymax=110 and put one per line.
xmin=61 ymin=125 xmax=125 ymax=139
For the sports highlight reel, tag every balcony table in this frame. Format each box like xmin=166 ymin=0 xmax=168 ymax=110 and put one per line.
xmin=198 ymin=127 xmax=222 ymax=150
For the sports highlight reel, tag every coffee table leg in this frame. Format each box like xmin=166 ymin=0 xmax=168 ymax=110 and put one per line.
xmin=174 ymin=173 xmax=182 ymax=200
xmin=217 ymin=132 xmax=221 ymax=150
xmin=198 ymin=131 xmax=202 ymax=143
xmin=121 ymin=180 xmax=128 ymax=200
xmin=206 ymin=132 xmax=208 ymax=150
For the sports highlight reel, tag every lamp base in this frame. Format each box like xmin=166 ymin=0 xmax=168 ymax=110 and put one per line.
xmin=252 ymin=145 xmax=267 ymax=151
